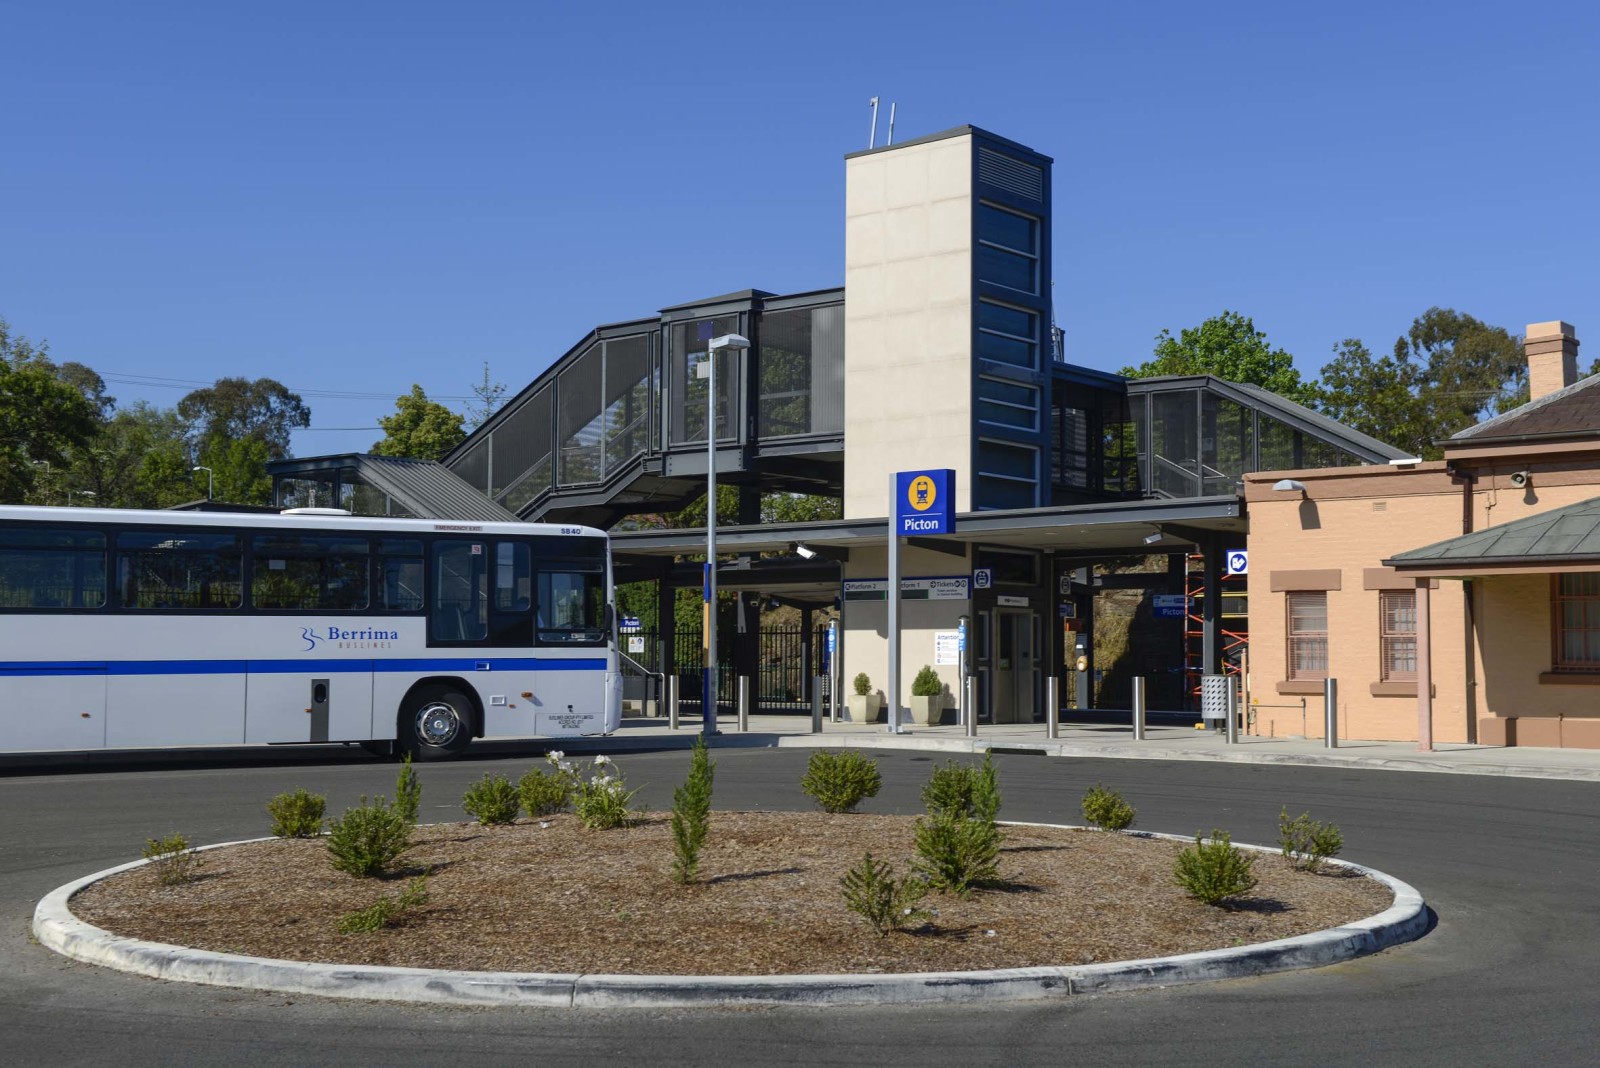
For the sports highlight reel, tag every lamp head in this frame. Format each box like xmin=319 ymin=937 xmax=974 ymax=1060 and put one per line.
xmin=708 ymin=333 xmax=750 ymax=352
xmin=1272 ymin=479 xmax=1308 ymax=494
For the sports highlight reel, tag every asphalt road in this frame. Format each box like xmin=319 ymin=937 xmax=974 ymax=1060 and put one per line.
xmin=4 ymin=745 xmax=1596 ymax=1067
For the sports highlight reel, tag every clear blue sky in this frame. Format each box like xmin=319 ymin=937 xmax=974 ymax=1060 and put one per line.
xmin=3 ymin=1 xmax=1595 ymax=456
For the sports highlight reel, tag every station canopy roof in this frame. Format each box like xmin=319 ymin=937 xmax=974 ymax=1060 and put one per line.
xmin=612 ymin=494 xmax=1245 ymax=599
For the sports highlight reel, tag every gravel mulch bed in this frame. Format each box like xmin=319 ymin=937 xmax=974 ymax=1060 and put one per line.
xmin=71 ymin=812 xmax=1391 ymax=976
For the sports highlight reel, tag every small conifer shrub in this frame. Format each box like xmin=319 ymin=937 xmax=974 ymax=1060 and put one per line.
xmin=1174 ymin=830 xmax=1258 ymax=906
xmin=840 ymin=852 xmax=928 ymax=936
xmin=267 ymin=788 xmax=326 ymax=838
xmin=326 ymin=796 xmax=412 ymax=878
xmin=394 ymin=754 xmax=422 ymax=826
xmin=518 ymin=767 xmax=572 ymax=818
xmin=800 ymin=750 xmax=882 ymax=813
xmin=671 ymin=736 xmax=716 ymax=884
xmin=461 ymin=773 xmax=521 ymax=826
xmin=1080 ymin=783 xmax=1136 ymax=831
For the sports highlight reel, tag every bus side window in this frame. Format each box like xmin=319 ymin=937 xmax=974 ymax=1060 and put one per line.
xmin=0 ymin=528 xmax=106 ymax=610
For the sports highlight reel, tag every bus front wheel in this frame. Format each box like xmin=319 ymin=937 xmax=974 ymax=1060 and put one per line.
xmin=401 ymin=687 xmax=473 ymax=761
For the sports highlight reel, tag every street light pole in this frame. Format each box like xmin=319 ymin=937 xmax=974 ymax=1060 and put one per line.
xmin=701 ymin=332 xmax=749 ymax=738
xmin=192 ymin=466 xmax=214 ymax=501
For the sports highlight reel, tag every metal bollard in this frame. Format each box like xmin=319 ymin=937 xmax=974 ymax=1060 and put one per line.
xmin=1045 ymin=676 xmax=1059 ymax=739
xmin=1225 ymin=675 xmax=1239 ymax=745
xmin=737 ymin=676 xmax=749 ymax=733
xmin=1132 ymin=675 xmax=1146 ymax=741
xmin=965 ymin=675 xmax=978 ymax=738
xmin=667 ymin=675 xmax=679 ymax=731
xmin=811 ymin=677 xmax=825 ymax=733
xmin=1324 ymin=677 xmax=1339 ymax=748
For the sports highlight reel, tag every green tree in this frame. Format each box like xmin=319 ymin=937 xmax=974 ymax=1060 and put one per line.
xmin=199 ymin=436 xmax=275 ymax=504
xmin=1122 ymin=310 xmax=1317 ymax=406
xmin=177 ymin=376 xmax=310 ymax=462
xmin=0 ymin=319 xmax=100 ymax=503
xmin=1315 ymin=308 xmax=1525 ymax=460
xmin=38 ymin=402 xmax=195 ymax=509
xmin=372 ymin=385 xmax=467 ymax=461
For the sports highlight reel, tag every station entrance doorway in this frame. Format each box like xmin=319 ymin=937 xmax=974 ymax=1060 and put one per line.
xmin=990 ymin=608 xmax=1039 ymax=724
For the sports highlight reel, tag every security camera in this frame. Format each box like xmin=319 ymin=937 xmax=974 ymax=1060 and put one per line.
xmin=1509 ymin=471 xmax=1531 ymax=488
xmin=793 ymin=544 xmax=818 ymax=560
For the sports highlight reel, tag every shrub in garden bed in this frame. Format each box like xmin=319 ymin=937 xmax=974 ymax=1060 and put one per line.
xmin=1174 ymin=830 xmax=1257 ymax=906
xmin=1278 ymin=806 xmax=1344 ymax=872
xmin=326 ymin=796 xmax=412 ymax=878
xmin=800 ymin=750 xmax=882 ymax=814
xmin=1080 ymin=784 xmax=1136 ymax=831
xmin=267 ymin=788 xmax=326 ymax=838
xmin=461 ymin=773 xmax=521 ymax=826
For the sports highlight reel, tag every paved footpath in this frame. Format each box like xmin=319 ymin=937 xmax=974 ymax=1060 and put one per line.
xmin=590 ymin=711 xmax=1600 ymax=782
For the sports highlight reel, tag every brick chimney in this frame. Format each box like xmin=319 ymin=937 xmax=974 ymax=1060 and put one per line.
xmin=1525 ymin=320 xmax=1579 ymax=401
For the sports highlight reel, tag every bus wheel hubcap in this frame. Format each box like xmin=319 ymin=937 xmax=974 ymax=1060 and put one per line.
xmin=416 ymin=703 xmax=461 ymax=746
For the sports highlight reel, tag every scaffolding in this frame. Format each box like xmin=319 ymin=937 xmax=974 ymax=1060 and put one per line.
xmin=1184 ymin=554 xmax=1248 ymax=710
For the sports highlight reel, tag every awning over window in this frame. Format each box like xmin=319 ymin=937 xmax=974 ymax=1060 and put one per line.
xmin=1383 ymin=496 xmax=1600 ymax=578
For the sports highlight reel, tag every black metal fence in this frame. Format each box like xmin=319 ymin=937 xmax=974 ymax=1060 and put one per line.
xmin=618 ymin=624 xmax=834 ymax=715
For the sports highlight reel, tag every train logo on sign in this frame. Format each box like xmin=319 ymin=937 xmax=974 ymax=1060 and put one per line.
xmin=907 ymin=475 xmax=937 ymax=511
xmin=894 ymin=469 xmax=955 ymax=536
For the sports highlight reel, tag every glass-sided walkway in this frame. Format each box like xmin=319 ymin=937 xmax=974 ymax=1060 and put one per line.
xmin=268 ymin=293 xmax=1405 ymax=525
xmin=438 ymin=288 xmax=847 ymax=528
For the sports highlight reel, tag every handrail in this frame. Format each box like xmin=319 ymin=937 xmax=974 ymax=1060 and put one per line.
xmin=616 ymin=648 xmax=661 ymax=681
xmin=615 ymin=647 xmax=665 ymax=717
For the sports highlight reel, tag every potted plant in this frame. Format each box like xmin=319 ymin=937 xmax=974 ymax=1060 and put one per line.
xmin=846 ymin=672 xmax=882 ymax=722
xmin=909 ymin=665 xmax=948 ymax=726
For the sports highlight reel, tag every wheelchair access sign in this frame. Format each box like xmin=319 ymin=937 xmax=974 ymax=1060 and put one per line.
xmin=895 ymin=469 xmax=956 ymax=536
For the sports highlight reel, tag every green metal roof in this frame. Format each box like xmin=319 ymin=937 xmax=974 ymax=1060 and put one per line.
xmin=1385 ymin=495 xmax=1600 ymax=570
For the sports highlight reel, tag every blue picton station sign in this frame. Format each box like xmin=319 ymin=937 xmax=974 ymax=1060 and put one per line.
xmin=895 ymin=469 xmax=956 ymax=536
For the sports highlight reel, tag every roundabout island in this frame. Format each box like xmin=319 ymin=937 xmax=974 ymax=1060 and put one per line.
xmin=35 ymin=801 xmax=1426 ymax=1008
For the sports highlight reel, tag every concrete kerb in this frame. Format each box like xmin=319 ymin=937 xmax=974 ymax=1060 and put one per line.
xmin=32 ymin=828 xmax=1428 ymax=1009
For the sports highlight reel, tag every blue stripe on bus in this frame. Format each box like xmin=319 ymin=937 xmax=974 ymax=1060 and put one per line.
xmin=0 ymin=658 xmax=608 ymax=677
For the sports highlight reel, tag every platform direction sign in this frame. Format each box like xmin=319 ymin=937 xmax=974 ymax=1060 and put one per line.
xmin=1152 ymin=594 xmax=1187 ymax=619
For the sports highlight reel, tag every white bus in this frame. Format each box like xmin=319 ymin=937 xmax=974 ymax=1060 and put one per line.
xmin=0 ymin=505 xmax=621 ymax=760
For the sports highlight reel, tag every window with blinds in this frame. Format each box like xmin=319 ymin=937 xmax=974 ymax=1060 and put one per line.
xmin=1287 ymin=591 xmax=1328 ymax=680
xmin=1553 ymin=574 xmax=1600 ymax=671
xmin=1379 ymin=590 xmax=1417 ymax=681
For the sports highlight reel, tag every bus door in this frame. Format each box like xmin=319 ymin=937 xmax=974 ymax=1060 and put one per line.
xmin=528 ymin=547 xmax=610 ymax=735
